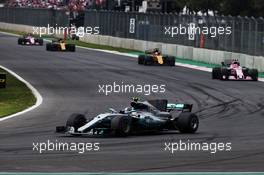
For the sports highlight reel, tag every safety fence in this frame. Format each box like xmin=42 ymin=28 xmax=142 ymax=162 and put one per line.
xmin=84 ymin=10 xmax=264 ymax=56
xmin=0 ymin=7 xmax=69 ymax=27
xmin=0 ymin=7 xmax=263 ymax=56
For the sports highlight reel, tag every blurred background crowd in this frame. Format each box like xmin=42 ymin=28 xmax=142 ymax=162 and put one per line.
xmin=1 ymin=0 xmax=264 ymax=17
xmin=5 ymin=0 xmax=99 ymax=11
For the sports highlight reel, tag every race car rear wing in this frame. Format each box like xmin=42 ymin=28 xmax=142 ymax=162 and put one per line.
xmin=167 ymin=103 xmax=193 ymax=112
xmin=145 ymin=48 xmax=161 ymax=54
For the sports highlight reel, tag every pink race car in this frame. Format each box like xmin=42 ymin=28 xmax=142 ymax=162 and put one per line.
xmin=18 ymin=34 xmax=43 ymax=46
xmin=212 ymin=59 xmax=258 ymax=81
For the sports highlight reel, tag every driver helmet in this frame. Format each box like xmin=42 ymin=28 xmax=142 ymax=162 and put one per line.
xmin=154 ymin=48 xmax=160 ymax=55
xmin=233 ymin=59 xmax=240 ymax=66
xmin=131 ymin=97 xmax=140 ymax=110
xmin=58 ymin=38 xmax=65 ymax=43
xmin=132 ymin=97 xmax=139 ymax=103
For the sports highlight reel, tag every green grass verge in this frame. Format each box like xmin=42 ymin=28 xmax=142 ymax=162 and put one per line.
xmin=0 ymin=28 xmax=53 ymax=39
xmin=0 ymin=28 xmax=26 ymax=36
xmin=0 ymin=28 xmax=140 ymax=53
xmin=1 ymin=28 xmax=263 ymax=78
xmin=0 ymin=68 xmax=36 ymax=118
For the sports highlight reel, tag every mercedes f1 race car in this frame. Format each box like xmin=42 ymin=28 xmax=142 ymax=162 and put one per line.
xmin=46 ymin=39 xmax=75 ymax=52
xmin=18 ymin=34 xmax=43 ymax=46
xmin=138 ymin=48 xmax=175 ymax=66
xmin=56 ymin=98 xmax=199 ymax=137
xmin=212 ymin=59 xmax=258 ymax=81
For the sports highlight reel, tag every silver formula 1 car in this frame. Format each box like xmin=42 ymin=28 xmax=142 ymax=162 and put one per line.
xmin=56 ymin=98 xmax=199 ymax=137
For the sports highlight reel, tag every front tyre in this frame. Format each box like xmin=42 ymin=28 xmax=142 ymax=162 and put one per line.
xmin=175 ymin=112 xmax=199 ymax=133
xmin=220 ymin=68 xmax=229 ymax=80
xmin=18 ymin=38 xmax=24 ymax=45
xmin=66 ymin=113 xmax=87 ymax=132
xmin=143 ymin=56 xmax=153 ymax=66
xmin=111 ymin=116 xmax=131 ymax=137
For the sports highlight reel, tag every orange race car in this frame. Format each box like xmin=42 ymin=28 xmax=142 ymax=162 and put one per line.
xmin=138 ymin=48 xmax=175 ymax=66
xmin=46 ymin=39 xmax=75 ymax=52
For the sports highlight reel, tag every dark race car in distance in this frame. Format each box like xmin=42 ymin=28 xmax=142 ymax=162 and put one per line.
xmin=56 ymin=98 xmax=199 ymax=137
xmin=138 ymin=48 xmax=175 ymax=66
xmin=212 ymin=59 xmax=258 ymax=81
xmin=46 ymin=39 xmax=75 ymax=52
xmin=18 ymin=33 xmax=43 ymax=46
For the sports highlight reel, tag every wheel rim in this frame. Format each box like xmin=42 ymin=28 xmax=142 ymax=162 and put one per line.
xmin=190 ymin=117 xmax=198 ymax=130
xmin=122 ymin=119 xmax=131 ymax=133
xmin=124 ymin=124 xmax=130 ymax=133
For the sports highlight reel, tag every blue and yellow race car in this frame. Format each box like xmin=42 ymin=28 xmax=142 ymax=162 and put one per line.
xmin=138 ymin=48 xmax=175 ymax=66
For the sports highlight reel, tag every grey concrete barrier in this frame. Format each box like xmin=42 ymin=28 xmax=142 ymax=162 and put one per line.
xmin=1 ymin=22 xmax=264 ymax=72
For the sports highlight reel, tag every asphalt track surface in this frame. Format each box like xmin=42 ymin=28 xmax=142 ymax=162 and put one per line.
xmin=0 ymin=33 xmax=264 ymax=172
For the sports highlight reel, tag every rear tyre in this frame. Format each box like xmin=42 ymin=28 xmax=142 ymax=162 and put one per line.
xmin=111 ymin=116 xmax=131 ymax=136
xmin=66 ymin=44 xmax=76 ymax=52
xmin=212 ymin=67 xmax=221 ymax=79
xmin=249 ymin=69 xmax=258 ymax=81
xmin=166 ymin=56 xmax=175 ymax=66
xmin=175 ymin=112 xmax=199 ymax=133
xmin=46 ymin=43 xmax=51 ymax=51
xmin=66 ymin=113 xmax=87 ymax=132
xmin=138 ymin=55 xmax=145 ymax=64
xmin=37 ymin=39 xmax=43 ymax=46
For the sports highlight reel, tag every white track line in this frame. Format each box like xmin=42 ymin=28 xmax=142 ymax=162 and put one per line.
xmin=0 ymin=65 xmax=43 ymax=122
